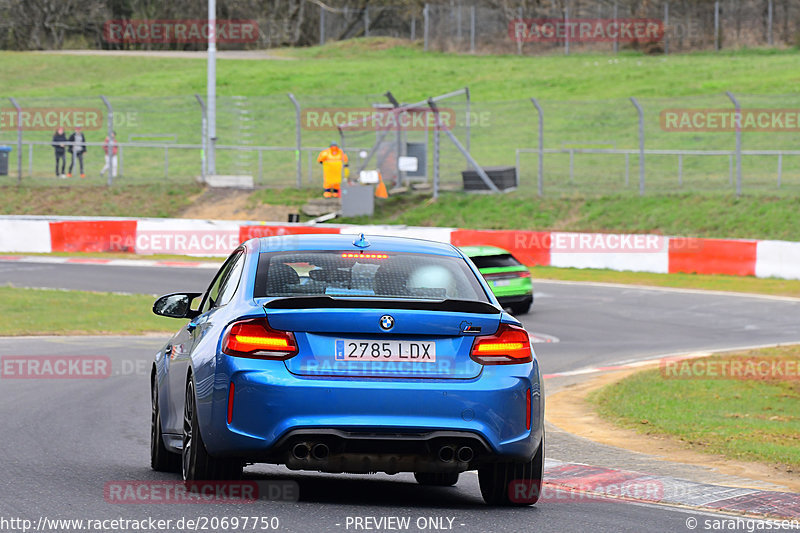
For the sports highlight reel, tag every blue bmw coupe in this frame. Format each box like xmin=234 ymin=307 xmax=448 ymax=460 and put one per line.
xmin=150 ymin=234 xmax=544 ymax=506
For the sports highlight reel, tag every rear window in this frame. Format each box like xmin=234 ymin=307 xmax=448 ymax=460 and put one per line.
xmin=254 ymin=251 xmax=489 ymax=302
xmin=469 ymin=254 xmax=522 ymax=269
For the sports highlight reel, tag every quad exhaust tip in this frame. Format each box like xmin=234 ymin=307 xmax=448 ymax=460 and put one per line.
xmin=311 ymin=443 xmax=330 ymax=460
xmin=292 ymin=443 xmax=310 ymax=460
xmin=457 ymin=446 xmax=474 ymax=463
xmin=438 ymin=446 xmax=455 ymax=462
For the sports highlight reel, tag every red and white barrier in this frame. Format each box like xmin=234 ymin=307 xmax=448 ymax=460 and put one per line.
xmin=0 ymin=216 xmax=798 ymax=280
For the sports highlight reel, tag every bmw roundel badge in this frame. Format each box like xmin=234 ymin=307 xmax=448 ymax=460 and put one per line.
xmin=379 ymin=315 xmax=394 ymax=330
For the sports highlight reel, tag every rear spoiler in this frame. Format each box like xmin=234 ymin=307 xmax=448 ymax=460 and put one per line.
xmin=264 ymin=296 xmax=501 ymax=315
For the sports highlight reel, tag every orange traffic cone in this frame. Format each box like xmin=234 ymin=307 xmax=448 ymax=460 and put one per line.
xmin=375 ymin=174 xmax=388 ymax=199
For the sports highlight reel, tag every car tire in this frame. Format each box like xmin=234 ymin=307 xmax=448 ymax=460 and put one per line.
xmin=478 ymin=434 xmax=544 ymax=506
xmin=413 ymin=472 xmax=460 ymax=486
xmin=510 ymin=299 xmax=532 ymax=315
xmin=151 ymin=379 xmax=180 ymax=472
xmin=182 ymin=379 xmax=242 ymax=481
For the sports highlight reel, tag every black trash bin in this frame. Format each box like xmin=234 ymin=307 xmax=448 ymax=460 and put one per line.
xmin=0 ymin=146 xmax=11 ymax=176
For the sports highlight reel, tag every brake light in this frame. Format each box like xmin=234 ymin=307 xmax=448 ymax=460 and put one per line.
xmin=341 ymin=253 xmax=388 ymax=259
xmin=470 ymin=324 xmax=532 ymax=365
xmin=222 ymin=318 xmax=298 ymax=360
xmin=483 ymin=270 xmax=531 ymax=279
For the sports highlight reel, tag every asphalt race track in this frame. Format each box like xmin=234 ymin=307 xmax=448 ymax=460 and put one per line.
xmin=2 ymin=260 xmax=800 ymax=532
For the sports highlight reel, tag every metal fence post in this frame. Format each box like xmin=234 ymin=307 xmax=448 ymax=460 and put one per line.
xmin=564 ymin=6 xmax=569 ymax=55
xmin=320 ymin=5 xmax=325 ymax=45
xmin=530 ymin=97 xmax=544 ymax=197
xmin=465 ymin=87 xmax=471 ymax=153
xmin=100 ymin=95 xmax=114 ymax=185
xmin=364 ymin=6 xmax=370 ymax=37
xmin=726 ymin=91 xmax=742 ymax=196
xmin=777 ymin=153 xmax=783 ymax=188
xmin=288 ymin=93 xmax=302 ymax=188
xmin=470 ymin=6 xmax=476 ymax=53
xmin=630 ymin=97 xmax=645 ymax=195
xmin=664 ymin=2 xmax=669 ymax=54
xmin=613 ymin=1 xmax=619 ymax=53
xmin=767 ymin=0 xmax=773 ymax=46
xmin=432 ymin=105 xmax=440 ymax=199
xmin=456 ymin=5 xmax=462 ymax=42
xmin=714 ymin=1 xmax=720 ymax=51
xmin=423 ymin=4 xmax=429 ymax=51
xmin=194 ymin=94 xmax=207 ymax=180
xmin=517 ymin=7 xmax=523 ymax=55
xmin=8 ymin=97 xmax=22 ymax=184
xmin=411 ymin=16 xmax=416 ymax=41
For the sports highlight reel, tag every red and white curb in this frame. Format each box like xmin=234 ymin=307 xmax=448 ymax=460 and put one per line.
xmin=543 ymin=458 xmax=800 ymax=520
xmin=0 ymin=255 xmax=221 ymax=270
xmin=2 ymin=215 xmax=800 ymax=280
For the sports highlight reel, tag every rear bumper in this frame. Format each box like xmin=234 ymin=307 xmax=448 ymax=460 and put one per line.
xmin=198 ymin=356 xmax=544 ymax=469
xmin=497 ymin=294 xmax=533 ymax=307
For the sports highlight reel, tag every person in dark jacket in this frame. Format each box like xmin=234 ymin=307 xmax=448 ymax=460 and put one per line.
xmin=67 ymin=126 xmax=87 ymax=178
xmin=51 ymin=127 xmax=67 ymax=178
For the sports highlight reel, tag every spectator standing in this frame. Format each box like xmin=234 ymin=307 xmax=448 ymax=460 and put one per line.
xmin=67 ymin=126 xmax=87 ymax=178
xmin=101 ymin=131 xmax=118 ymax=179
xmin=51 ymin=126 xmax=67 ymax=178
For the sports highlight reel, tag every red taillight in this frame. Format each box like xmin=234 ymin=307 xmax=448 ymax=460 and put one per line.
xmin=525 ymin=388 xmax=531 ymax=430
xmin=222 ymin=318 xmax=298 ymax=360
xmin=483 ymin=270 xmax=530 ymax=279
xmin=470 ymin=324 xmax=532 ymax=365
xmin=227 ymin=382 xmax=235 ymax=424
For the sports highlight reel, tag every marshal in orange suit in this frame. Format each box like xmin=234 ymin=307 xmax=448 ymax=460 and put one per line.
xmin=317 ymin=142 xmax=349 ymax=198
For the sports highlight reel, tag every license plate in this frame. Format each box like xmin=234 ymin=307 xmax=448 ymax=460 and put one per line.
xmin=494 ymin=280 xmax=511 ymax=287
xmin=335 ymin=340 xmax=436 ymax=362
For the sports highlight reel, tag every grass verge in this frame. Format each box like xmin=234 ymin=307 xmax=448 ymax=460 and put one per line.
xmin=590 ymin=346 xmax=800 ymax=469
xmin=0 ymin=286 xmax=175 ymax=335
xmin=531 ymin=267 xmax=800 ymax=298
xmin=335 ymin=191 xmax=800 ymax=241
xmin=0 ymin=184 xmax=201 ymax=217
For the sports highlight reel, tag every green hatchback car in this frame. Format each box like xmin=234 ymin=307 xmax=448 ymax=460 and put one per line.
xmin=460 ymin=245 xmax=533 ymax=315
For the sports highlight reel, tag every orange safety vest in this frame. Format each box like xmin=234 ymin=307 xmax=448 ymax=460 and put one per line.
xmin=317 ymin=146 xmax=349 ymax=192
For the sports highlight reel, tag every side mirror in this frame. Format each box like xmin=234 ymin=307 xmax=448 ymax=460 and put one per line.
xmin=152 ymin=292 xmax=203 ymax=319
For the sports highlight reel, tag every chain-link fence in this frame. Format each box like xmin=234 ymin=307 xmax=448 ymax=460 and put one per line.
xmin=2 ymin=91 xmax=800 ymax=195
xmin=4 ymin=1 xmax=796 ymax=53
xmin=313 ymin=1 xmax=798 ymax=55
